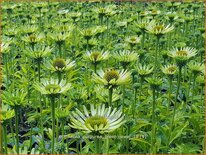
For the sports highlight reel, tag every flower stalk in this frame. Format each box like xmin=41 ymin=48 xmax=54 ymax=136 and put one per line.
xmin=2 ymin=123 xmax=7 ymax=154
xmin=108 ymin=88 xmax=113 ymax=107
xmin=94 ymin=136 xmax=101 ymax=154
xmin=14 ymin=106 xmax=19 ymax=154
xmin=168 ymin=66 xmax=182 ymax=148
xmin=151 ymin=88 xmax=156 ymax=154
xmin=50 ymin=97 xmax=55 ymax=154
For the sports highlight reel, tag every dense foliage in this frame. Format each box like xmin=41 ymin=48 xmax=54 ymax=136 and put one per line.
xmin=1 ymin=1 xmax=205 ymax=154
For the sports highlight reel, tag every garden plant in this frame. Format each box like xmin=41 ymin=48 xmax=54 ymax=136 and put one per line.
xmin=0 ymin=1 xmax=205 ymax=154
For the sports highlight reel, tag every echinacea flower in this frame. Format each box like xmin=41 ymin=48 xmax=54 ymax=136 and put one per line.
xmin=52 ymin=24 xmax=74 ymax=33
xmin=46 ymin=58 xmax=75 ymax=73
xmin=165 ymin=12 xmax=178 ymax=22
xmin=33 ymin=79 xmax=71 ymax=97
xmin=139 ymin=11 xmax=149 ymax=18
xmin=1 ymin=42 xmax=10 ymax=54
xmin=196 ymin=75 xmax=205 ymax=87
xmin=93 ymin=68 xmax=131 ymax=89
xmin=1 ymin=104 xmax=15 ymax=124
xmin=150 ymin=9 xmax=161 ymax=17
xmin=146 ymin=77 xmax=162 ymax=90
xmin=188 ymin=61 xmax=204 ymax=76
xmin=125 ymin=36 xmax=141 ymax=47
xmin=84 ymin=51 xmax=109 ymax=64
xmin=94 ymin=86 xmax=121 ymax=103
xmin=161 ymin=64 xmax=177 ymax=77
xmin=56 ymin=108 xmax=70 ymax=121
xmin=24 ymin=45 xmax=53 ymax=62
xmin=168 ymin=47 xmax=197 ymax=67
xmin=2 ymin=89 xmax=27 ymax=107
xmin=80 ymin=27 xmax=97 ymax=41
xmin=135 ymin=19 xmax=155 ymax=32
xmin=69 ymin=104 xmax=125 ymax=134
xmin=32 ymin=2 xmax=48 ymax=10
xmin=22 ymin=25 xmax=39 ymax=35
xmin=48 ymin=32 xmax=71 ymax=45
xmin=146 ymin=22 xmax=174 ymax=38
xmin=136 ymin=63 xmax=153 ymax=78
xmin=4 ymin=27 xmax=19 ymax=38
xmin=22 ymin=33 xmax=45 ymax=45
xmin=114 ymin=50 xmax=138 ymax=68
xmin=69 ymin=12 xmax=81 ymax=21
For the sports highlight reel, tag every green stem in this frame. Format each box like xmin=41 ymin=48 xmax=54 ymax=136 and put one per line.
xmin=154 ymin=37 xmax=160 ymax=74
xmin=108 ymin=88 xmax=113 ymax=107
xmin=56 ymin=119 xmax=59 ymax=142
xmin=58 ymin=43 xmax=62 ymax=58
xmin=167 ymin=77 xmax=172 ymax=113
xmin=141 ymin=31 xmax=145 ymax=49
xmin=132 ymin=88 xmax=137 ymax=118
xmin=61 ymin=120 xmax=65 ymax=146
xmin=191 ymin=73 xmax=196 ymax=103
xmin=94 ymin=63 xmax=97 ymax=74
xmin=37 ymin=61 xmax=45 ymax=149
xmin=9 ymin=120 xmax=15 ymax=146
xmin=4 ymin=54 xmax=9 ymax=87
xmin=0 ymin=125 xmax=2 ymax=154
xmin=168 ymin=66 xmax=182 ymax=148
xmin=29 ymin=124 xmax=33 ymax=150
xmin=50 ymin=97 xmax=55 ymax=154
xmin=151 ymin=89 xmax=156 ymax=154
xmin=94 ymin=136 xmax=101 ymax=154
xmin=3 ymin=123 xmax=7 ymax=154
xmin=186 ymin=72 xmax=192 ymax=104
xmin=37 ymin=61 xmax=41 ymax=82
xmin=105 ymin=136 xmax=109 ymax=154
xmin=126 ymin=125 xmax=130 ymax=153
xmin=139 ymin=77 xmax=143 ymax=104
xmin=14 ymin=106 xmax=19 ymax=154
xmin=80 ymin=137 xmax=82 ymax=154
xmin=122 ymin=85 xmax=125 ymax=112
xmin=57 ymin=72 xmax=62 ymax=84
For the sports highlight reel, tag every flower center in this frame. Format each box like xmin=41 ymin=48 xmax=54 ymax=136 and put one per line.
xmin=29 ymin=35 xmax=36 ymax=42
xmin=91 ymin=52 xmax=101 ymax=61
xmin=85 ymin=115 xmax=108 ymax=128
xmin=151 ymin=10 xmax=157 ymax=14
xmin=176 ymin=50 xmax=188 ymax=56
xmin=167 ymin=66 xmax=176 ymax=73
xmin=104 ymin=69 xmax=119 ymax=82
xmin=154 ymin=25 xmax=164 ymax=31
xmin=53 ymin=58 xmax=66 ymax=69
xmin=45 ymin=84 xmax=61 ymax=91
xmin=130 ymin=37 xmax=136 ymax=42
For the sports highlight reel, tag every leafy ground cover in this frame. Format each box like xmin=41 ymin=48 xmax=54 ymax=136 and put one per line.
xmin=1 ymin=1 xmax=205 ymax=154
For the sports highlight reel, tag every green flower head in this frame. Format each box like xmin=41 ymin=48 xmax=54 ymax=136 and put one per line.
xmin=168 ymin=47 xmax=197 ymax=67
xmin=34 ymin=79 xmax=71 ymax=97
xmin=93 ymin=68 xmax=131 ymax=89
xmin=69 ymin=104 xmax=125 ymax=134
